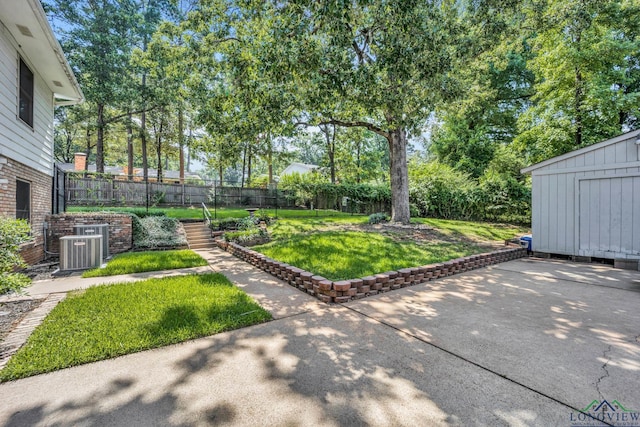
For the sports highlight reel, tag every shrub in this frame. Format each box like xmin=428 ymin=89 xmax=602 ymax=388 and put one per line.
xmin=126 ymin=209 xmax=166 ymax=219
xmin=409 ymin=161 xmax=478 ymax=219
xmin=0 ymin=217 xmax=32 ymax=295
xmin=223 ymin=228 xmax=269 ymax=245
xmin=255 ymin=209 xmax=275 ymax=225
xmin=368 ymin=212 xmax=390 ymax=224
xmin=278 ymin=172 xmax=391 ymax=213
xmin=132 ymin=215 xmax=187 ymax=249
xmin=210 ymin=217 xmax=244 ymax=231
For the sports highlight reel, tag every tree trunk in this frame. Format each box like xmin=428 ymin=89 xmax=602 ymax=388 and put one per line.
xmin=141 ymin=111 xmax=148 ymax=182
xmin=267 ymin=136 xmax=273 ymax=184
xmin=388 ymin=128 xmax=410 ymax=224
xmin=96 ymin=103 xmax=105 ymax=173
xmin=247 ymin=145 xmax=252 ymax=187
xmin=356 ymin=140 xmax=361 ymax=184
xmin=218 ymin=163 xmax=223 ymax=184
xmin=141 ymin=74 xmax=148 ymax=183
xmin=156 ymin=121 xmax=163 ymax=183
xmin=127 ymin=113 xmax=133 ymax=180
xmin=241 ymin=143 xmax=247 ymax=188
xmin=574 ymin=67 xmax=583 ymax=147
xmin=178 ymin=108 xmax=185 ymax=183
xmin=85 ymin=128 xmax=92 ymax=165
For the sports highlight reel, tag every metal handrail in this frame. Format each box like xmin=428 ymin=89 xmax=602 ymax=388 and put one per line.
xmin=202 ymin=202 xmax=212 ymax=232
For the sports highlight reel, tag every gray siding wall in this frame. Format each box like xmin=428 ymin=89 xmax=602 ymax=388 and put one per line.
xmin=531 ymin=135 xmax=640 ymax=259
xmin=0 ymin=23 xmax=55 ymax=176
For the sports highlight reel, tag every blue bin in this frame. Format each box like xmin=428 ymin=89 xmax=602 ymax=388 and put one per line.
xmin=520 ymin=235 xmax=532 ymax=252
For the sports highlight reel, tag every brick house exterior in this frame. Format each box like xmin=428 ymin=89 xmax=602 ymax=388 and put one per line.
xmin=0 ymin=1 xmax=83 ymax=264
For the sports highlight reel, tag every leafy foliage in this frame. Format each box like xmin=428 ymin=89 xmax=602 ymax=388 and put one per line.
xmin=131 ymin=214 xmax=187 ymax=249
xmin=368 ymin=213 xmax=390 ymax=225
xmin=408 ymin=158 xmax=530 ymax=224
xmin=0 ymin=218 xmax=32 ymax=295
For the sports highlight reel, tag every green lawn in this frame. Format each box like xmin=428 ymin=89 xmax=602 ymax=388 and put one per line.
xmin=412 ymin=218 xmax=529 ymax=242
xmin=82 ymin=249 xmax=209 ymax=277
xmin=0 ymin=273 xmax=271 ymax=381
xmin=66 ymin=205 xmax=358 ymax=220
xmin=254 ymin=216 xmax=529 ymax=280
xmin=254 ymin=231 xmax=486 ymax=281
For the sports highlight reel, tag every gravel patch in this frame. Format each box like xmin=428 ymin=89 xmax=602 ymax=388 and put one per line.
xmin=0 ymin=299 xmax=45 ymax=343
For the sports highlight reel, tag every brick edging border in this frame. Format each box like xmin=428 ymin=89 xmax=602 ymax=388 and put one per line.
xmin=216 ymin=240 xmax=528 ymax=304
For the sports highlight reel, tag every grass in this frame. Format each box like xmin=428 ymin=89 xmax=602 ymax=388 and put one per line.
xmin=0 ymin=273 xmax=271 ymax=381
xmin=254 ymin=231 xmax=487 ymax=281
xmin=412 ymin=218 xmax=530 ymax=242
xmin=254 ymin=216 xmax=529 ymax=280
xmin=66 ymin=205 xmax=360 ymax=220
xmin=82 ymin=249 xmax=209 ymax=277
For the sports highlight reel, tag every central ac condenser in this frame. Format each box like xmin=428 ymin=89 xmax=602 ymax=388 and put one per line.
xmin=59 ymin=235 xmax=103 ymax=271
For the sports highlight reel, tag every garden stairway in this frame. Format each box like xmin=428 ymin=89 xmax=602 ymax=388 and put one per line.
xmin=182 ymin=221 xmax=217 ymax=250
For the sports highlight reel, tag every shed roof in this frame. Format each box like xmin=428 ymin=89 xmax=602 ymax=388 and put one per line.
xmin=521 ymin=129 xmax=640 ymax=174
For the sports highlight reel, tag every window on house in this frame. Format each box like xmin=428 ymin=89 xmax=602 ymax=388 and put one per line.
xmin=16 ymin=179 xmax=30 ymax=221
xmin=19 ymin=59 xmax=34 ymax=127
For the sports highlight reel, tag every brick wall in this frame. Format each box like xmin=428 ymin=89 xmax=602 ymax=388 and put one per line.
xmin=0 ymin=156 xmax=52 ymax=264
xmin=45 ymin=213 xmax=133 ymax=258
xmin=217 ymin=240 xmax=528 ymax=304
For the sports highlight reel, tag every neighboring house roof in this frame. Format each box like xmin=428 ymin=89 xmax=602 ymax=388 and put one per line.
xmin=280 ymin=162 xmax=319 ymax=175
xmin=521 ymin=129 xmax=640 ymax=174
xmin=57 ymin=162 xmax=202 ymax=181
xmin=0 ymin=0 xmax=83 ymax=105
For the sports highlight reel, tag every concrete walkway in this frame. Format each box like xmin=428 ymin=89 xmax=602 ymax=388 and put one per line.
xmin=0 ymin=251 xmax=639 ymax=426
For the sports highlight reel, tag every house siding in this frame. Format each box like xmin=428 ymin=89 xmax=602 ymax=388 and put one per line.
xmin=0 ymin=23 xmax=55 ymax=177
xmin=0 ymin=21 xmax=57 ymax=265
xmin=529 ymin=133 xmax=640 ymax=260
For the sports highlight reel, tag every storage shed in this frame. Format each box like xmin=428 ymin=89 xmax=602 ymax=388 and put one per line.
xmin=522 ymin=130 xmax=640 ymax=264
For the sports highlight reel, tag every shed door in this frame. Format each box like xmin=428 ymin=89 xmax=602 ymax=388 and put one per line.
xmin=578 ymin=176 xmax=640 ymax=257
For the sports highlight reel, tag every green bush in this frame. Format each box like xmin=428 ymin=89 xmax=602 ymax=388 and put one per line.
xmin=255 ymin=209 xmax=275 ymax=225
xmin=223 ymin=227 xmax=269 ymax=245
xmin=132 ymin=215 xmax=187 ymax=249
xmin=126 ymin=209 xmax=166 ymax=219
xmin=210 ymin=217 xmax=244 ymax=231
xmin=409 ymin=161 xmax=479 ymax=219
xmin=0 ymin=217 xmax=32 ymax=295
xmin=368 ymin=212 xmax=390 ymax=224
xmin=279 ymin=172 xmax=391 ymax=213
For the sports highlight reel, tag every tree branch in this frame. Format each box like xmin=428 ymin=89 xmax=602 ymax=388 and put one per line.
xmin=322 ymin=118 xmax=388 ymax=139
xmin=106 ymin=105 xmax=159 ymax=124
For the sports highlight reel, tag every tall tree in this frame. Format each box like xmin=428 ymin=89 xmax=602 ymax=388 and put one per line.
xmin=184 ymin=0 xmax=510 ymax=222
xmin=49 ymin=0 xmax=137 ymax=173
xmin=516 ymin=0 xmax=640 ymax=163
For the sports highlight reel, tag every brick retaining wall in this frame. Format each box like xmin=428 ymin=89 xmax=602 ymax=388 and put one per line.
xmin=45 ymin=213 xmax=133 ymax=257
xmin=216 ymin=240 xmax=528 ymax=304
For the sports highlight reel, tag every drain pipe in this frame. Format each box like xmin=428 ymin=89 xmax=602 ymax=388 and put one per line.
xmin=43 ymin=222 xmax=59 ymax=259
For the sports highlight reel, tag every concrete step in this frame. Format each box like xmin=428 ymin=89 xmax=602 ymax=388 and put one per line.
xmin=185 ymin=231 xmax=212 ymax=239
xmin=189 ymin=238 xmax=216 ymax=246
xmin=190 ymin=242 xmax=216 ymax=249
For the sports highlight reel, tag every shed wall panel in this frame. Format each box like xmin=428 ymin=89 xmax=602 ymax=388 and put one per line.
xmin=530 ymin=135 xmax=640 ymax=259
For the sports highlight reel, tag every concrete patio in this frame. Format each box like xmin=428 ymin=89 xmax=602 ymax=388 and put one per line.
xmin=0 ymin=252 xmax=638 ymax=426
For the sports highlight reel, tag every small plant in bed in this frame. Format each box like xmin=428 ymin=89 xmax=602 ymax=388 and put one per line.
xmin=82 ymin=249 xmax=208 ymax=277
xmin=223 ymin=217 xmax=270 ymax=246
xmin=0 ymin=273 xmax=271 ymax=381
xmin=132 ymin=215 xmax=188 ymax=249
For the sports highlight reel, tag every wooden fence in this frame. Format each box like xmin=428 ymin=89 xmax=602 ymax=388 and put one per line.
xmin=65 ymin=175 xmax=296 ymax=208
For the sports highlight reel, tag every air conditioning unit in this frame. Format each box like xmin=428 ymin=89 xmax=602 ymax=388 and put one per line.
xmin=74 ymin=224 xmax=109 ymax=259
xmin=60 ymin=235 xmax=103 ymax=271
